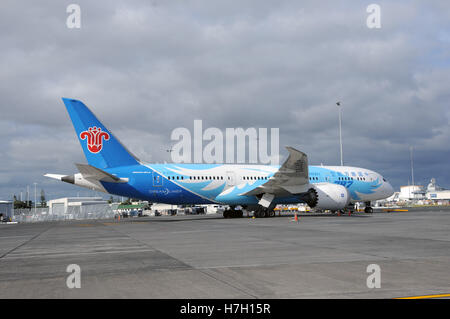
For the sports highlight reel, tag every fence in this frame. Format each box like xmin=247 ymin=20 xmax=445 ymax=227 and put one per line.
xmin=13 ymin=204 xmax=117 ymax=223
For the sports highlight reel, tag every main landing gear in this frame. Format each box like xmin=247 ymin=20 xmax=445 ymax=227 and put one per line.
xmin=253 ymin=194 xmax=276 ymax=218
xmin=253 ymin=206 xmax=275 ymax=218
xmin=223 ymin=206 xmax=276 ymax=218
xmin=223 ymin=208 xmax=244 ymax=218
xmin=364 ymin=201 xmax=373 ymax=214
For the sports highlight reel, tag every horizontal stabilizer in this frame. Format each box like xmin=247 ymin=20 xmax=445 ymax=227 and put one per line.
xmin=75 ymin=163 xmax=128 ymax=183
xmin=44 ymin=173 xmax=75 ymax=184
xmin=44 ymin=174 xmax=66 ymax=181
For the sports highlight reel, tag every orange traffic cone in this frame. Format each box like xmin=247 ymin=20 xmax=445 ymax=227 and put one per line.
xmin=294 ymin=212 xmax=298 ymax=222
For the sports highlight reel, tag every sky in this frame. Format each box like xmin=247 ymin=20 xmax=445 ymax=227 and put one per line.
xmin=0 ymin=0 xmax=449 ymax=201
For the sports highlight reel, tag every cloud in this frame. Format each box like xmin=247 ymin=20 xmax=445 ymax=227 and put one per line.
xmin=0 ymin=0 xmax=449 ymax=200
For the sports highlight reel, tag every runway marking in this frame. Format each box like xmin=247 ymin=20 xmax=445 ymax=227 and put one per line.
xmin=196 ymin=268 xmax=258 ymax=298
xmin=2 ymin=248 xmax=157 ymax=260
xmin=0 ymin=235 xmax=34 ymax=239
xmin=395 ymin=293 xmax=450 ymax=299
xmin=0 ymin=224 xmax=54 ymax=260
xmin=100 ymin=222 xmax=149 ymax=226
xmin=170 ymin=230 xmax=216 ymax=234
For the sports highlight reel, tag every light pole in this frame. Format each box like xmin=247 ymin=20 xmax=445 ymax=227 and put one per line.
xmin=410 ymin=146 xmax=415 ymax=186
xmin=34 ymin=182 xmax=37 ymax=214
xmin=336 ymin=102 xmax=343 ymax=166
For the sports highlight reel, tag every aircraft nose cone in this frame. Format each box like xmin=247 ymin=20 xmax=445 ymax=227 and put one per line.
xmin=385 ymin=182 xmax=394 ymax=198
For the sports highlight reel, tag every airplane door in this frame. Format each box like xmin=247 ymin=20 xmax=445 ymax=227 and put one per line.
xmin=152 ymin=172 xmax=163 ymax=187
xmin=226 ymin=171 xmax=235 ymax=186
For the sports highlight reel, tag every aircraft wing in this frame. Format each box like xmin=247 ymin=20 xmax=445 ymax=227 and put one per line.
xmin=241 ymin=146 xmax=310 ymax=196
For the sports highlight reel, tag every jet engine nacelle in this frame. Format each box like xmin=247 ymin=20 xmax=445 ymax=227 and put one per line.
xmin=302 ymin=183 xmax=350 ymax=211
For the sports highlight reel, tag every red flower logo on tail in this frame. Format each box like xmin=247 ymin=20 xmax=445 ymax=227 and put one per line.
xmin=80 ymin=127 xmax=110 ymax=153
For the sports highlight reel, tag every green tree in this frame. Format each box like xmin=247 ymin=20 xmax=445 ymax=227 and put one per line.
xmin=40 ymin=189 xmax=46 ymax=208
xmin=121 ymin=198 xmax=132 ymax=205
xmin=13 ymin=195 xmax=28 ymax=209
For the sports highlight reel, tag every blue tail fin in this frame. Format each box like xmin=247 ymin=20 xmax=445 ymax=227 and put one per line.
xmin=62 ymin=98 xmax=140 ymax=169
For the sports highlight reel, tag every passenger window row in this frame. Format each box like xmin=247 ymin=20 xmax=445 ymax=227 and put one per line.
xmin=164 ymin=174 xmax=367 ymax=182
xmin=166 ymin=175 xmax=270 ymax=181
xmin=167 ymin=176 xmax=225 ymax=180
xmin=337 ymin=176 xmax=366 ymax=181
xmin=243 ymin=176 xmax=269 ymax=181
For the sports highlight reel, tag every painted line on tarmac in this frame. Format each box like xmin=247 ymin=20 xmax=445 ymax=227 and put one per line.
xmin=396 ymin=293 xmax=450 ymax=299
xmin=2 ymin=248 xmax=157 ymax=260
xmin=0 ymin=224 xmax=54 ymax=260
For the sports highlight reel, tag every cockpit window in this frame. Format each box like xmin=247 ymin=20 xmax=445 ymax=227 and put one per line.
xmin=383 ymin=178 xmax=387 ymax=182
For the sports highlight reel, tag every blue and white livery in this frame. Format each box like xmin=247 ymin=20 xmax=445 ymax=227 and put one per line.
xmin=45 ymin=98 xmax=394 ymax=217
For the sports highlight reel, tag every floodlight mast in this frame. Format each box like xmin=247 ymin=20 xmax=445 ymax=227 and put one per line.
xmin=337 ymin=102 xmax=343 ymax=166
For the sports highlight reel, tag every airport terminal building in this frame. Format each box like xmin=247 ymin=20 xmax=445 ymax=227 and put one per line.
xmin=47 ymin=197 xmax=114 ymax=219
xmin=12 ymin=197 xmax=115 ymax=222
xmin=393 ymin=178 xmax=450 ymax=204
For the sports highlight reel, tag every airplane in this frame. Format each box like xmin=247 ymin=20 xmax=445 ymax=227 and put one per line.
xmin=45 ymin=98 xmax=394 ymax=218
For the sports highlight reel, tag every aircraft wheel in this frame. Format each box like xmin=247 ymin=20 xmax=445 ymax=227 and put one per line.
xmin=364 ymin=207 xmax=373 ymax=214
xmin=225 ymin=210 xmax=244 ymax=218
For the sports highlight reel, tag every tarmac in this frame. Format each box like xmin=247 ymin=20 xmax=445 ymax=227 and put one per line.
xmin=0 ymin=208 xmax=449 ymax=299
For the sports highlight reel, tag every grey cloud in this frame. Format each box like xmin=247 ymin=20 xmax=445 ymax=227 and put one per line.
xmin=0 ymin=0 xmax=449 ymax=200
